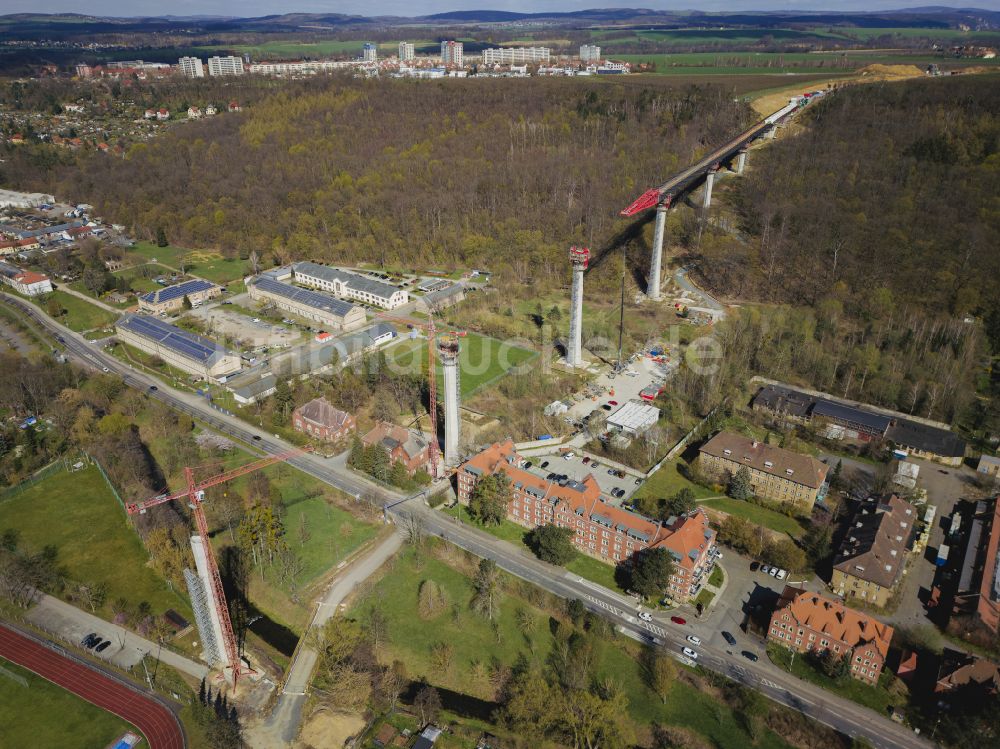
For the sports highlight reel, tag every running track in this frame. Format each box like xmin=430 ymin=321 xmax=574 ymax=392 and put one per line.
xmin=0 ymin=624 xmax=186 ymax=749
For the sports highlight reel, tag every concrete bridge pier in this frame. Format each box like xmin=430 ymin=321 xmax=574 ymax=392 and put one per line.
xmin=702 ymin=167 xmax=718 ymax=209
xmin=648 ymin=202 xmax=667 ymax=301
xmin=765 ymin=126 xmax=777 ymax=140
xmin=735 ymin=149 xmax=748 ymax=175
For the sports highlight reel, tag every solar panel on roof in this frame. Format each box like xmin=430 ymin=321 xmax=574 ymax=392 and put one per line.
xmin=140 ymin=278 xmax=215 ymax=305
xmin=253 ymin=277 xmax=358 ymax=317
xmin=119 ymin=314 xmax=223 ymax=363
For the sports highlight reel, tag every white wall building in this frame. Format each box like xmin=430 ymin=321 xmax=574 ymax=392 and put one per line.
xmin=607 ymin=400 xmax=661 ymax=436
xmin=290 ymin=262 xmax=409 ymax=310
xmin=0 ymin=188 xmax=54 ymax=209
xmin=398 ymin=41 xmax=415 ymax=61
xmin=177 ymin=56 xmax=205 ymax=77
xmin=362 ymin=43 xmax=378 ymax=62
xmin=441 ymin=40 xmax=464 ymax=67
xmin=247 ymin=60 xmax=355 ymax=75
xmin=482 ymin=47 xmax=551 ymax=65
xmin=580 ymin=44 xmax=601 ymax=63
xmin=207 ymin=56 xmax=245 ymax=76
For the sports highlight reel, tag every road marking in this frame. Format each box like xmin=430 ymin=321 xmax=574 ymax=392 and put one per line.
xmin=761 ymin=678 xmax=781 ymax=689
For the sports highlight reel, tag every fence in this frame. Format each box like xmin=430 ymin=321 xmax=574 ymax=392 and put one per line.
xmin=87 ymin=452 xmax=126 ymax=514
xmin=0 ymin=662 xmax=28 ymax=688
xmin=0 ymin=459 xmax=65 ymax=502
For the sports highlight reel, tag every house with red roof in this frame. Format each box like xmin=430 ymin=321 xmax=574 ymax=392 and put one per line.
xmin=457 ymin=440 xmax=717 ymax=601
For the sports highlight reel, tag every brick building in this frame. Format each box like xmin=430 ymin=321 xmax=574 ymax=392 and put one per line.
xmin=768 ymin=586 xmax=893 ymax=685
xmin=456 ymin=440 xmax=717 ymax=601
xmin=698 ymin=431 xmax=828 ymax=510
xmin=292 ymin=398 xmax=356 ymax=443
xmin=362 ymin=422 xmax=430 ymax=475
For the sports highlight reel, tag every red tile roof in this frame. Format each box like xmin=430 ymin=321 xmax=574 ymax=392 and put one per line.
xmin=775 ymin=586 xmax=893 ymax=659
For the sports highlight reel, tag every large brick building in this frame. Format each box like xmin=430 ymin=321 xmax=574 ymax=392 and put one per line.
xmin=456 ymin=440 xmax=717 ymax=602
xmin=698 ymin=431 xmax=828 ymax=510
xmin=768 ymin=586 xmax=893 ymax=685
xmin=362 ymin=422 xmax=430 ymax=475
xmin=831 ymin=494 xmax=916 ymax=607
xmin=292 ymin=398 xmax=356 ymax=443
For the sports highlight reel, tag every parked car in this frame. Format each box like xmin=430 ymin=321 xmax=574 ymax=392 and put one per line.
xmin=682 ymin=647 xmax=699 ymax=660
xmin=590 ymin=461 xmax=600 ymax=469
xmin=540 ymin=461 xmax=549 ymax=469
xmin=775 ymin=568 xmax=787 ymax=580
xmin=582 ymin=456 xmax=591 ymax=464
xmin=722 ymin=631 xmax=737 ymax=647
xmin=612 ymin=488 xmax=626 ymax=499
xmin=742 ymin=651 xmax=760 ymax=662
xmin=563 ymin=452 xmax=576 ymax=460
xmin=670 ymin=616 xmax=687 ymax=625
xmin=616 ymin=470 xmax=627 ymax=479
xmin=95 ymin=640 xmax=111 ymax=653
xmin=768 ymin=566 xmax=779 ymax=577
xmin=601 ymin=404 xmax=612 ymax=411
xmin=81 ymin=633 xmax=99 ymax=648
xmin=635 ymin=478 xmax=643 ymax=485
xmin=760 ymin=565 xmax=770 ymax=575
xmin=607 ymin=469 xmax=617 ymax=476
xmin=750 ymin=561 xmax=760 ymax=572
xmin=687 ymin=635 xmax=702 ymax=646
xmin=608 ymin=400 xmax=618 ymax=406
xmin=638 ymin=611 xmax=652 ymax=622
xmin=523 ymin=461 xmax=533 ymax=469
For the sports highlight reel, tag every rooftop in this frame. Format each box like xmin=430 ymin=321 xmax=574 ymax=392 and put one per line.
xmin=295 ymin=398 xmax=352 ymax=430
xmin=833 ymin=494 xmax=916 ymax=589
xmin=774 ymin=586 xmax=893 ymax=659
xmin=249 ymin=276 xmax=361 ymax=318
xmin=140 ymin=278 xmax=217 ymax=305
xmin=886 ymin=418 xmax=967 ymax=459
xmin=292 ymin=261 xmax=401 ymax=300
xmin=607 ymin=400 xmax=660 ymax=432
xmin=117 ymin=313 xmax=235 ymax=367
xmin=700 ymin=431 xmax=828 ymax=490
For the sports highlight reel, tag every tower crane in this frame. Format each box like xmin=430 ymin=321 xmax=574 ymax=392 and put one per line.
xmin=126 ymin=446 xmax=309 ymax=686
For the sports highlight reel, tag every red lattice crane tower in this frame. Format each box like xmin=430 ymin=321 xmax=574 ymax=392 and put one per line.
xmin=126 ymin=446 xmax=309 ymax=685
xmin=375 ymin=311 xmax=442 ymax=478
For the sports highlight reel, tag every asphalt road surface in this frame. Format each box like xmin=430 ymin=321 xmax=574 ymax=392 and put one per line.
xmin=1 ymin=292 xmax=934 ymax=749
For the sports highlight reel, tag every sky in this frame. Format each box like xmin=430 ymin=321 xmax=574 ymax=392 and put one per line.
xmin=5 ymin=1 xmax=1000 ymax=18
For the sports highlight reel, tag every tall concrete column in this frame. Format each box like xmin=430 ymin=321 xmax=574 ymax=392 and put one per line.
xmin=702 ymin=168 xmax=718 ymax=209
xmin=735 ymin=149 xmax=747 ymax=175
xmin=189 ymin=535 xmax=228 ymax=669
xmin=648 ymin=202 xmax=667 ymax=302
xmin=439 ymin=339 xmax=461 ymax=466
xmin=567 ymin=246 xmax=589 ymax=367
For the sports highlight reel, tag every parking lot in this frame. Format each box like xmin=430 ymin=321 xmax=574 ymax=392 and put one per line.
xmin=562 ymin=353 xmax=678 ymax=427
xmin=519 ymin=451 xmax=645 ymax=505
xmin=187 ymin=304 xmax=301 ymax=348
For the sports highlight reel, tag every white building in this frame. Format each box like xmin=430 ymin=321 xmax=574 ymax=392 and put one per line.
xmin=177 ymin=56 xmax=205 ymax=78
xmin=247 ymin=60 xmax=355 ymax=76
xmin=398 ymin=41 xmax=415 ymax=61
xmin=289 ymin=262 xmax=409 ymax=310
xmin=0 ymin=188 xmax=54 ymax=209
xmin=246 ymin=275 xmax=367 ymax=331
xmin=362 ymin=43 xmax=378 ymax=62
xmin=580 ymin=44 xmax=601 ymax=63
xmin=482 ymin=47 xmax=551 ymax=65
xmin=607 ymin=400 xmax=661 ymax=437
xmin=116 ymin=314 xmax=242 ymax=381
xmin=207 ymin=56 xmax=245 ymax=76
xmin=0 ymin=262 xmax=52 ymax=296
xmin=441 ymin=40 xmax=464 ymax=67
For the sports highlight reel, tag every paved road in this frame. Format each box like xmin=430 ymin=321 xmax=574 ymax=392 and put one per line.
xmin=0 ymin=622 xmax=186 ymax=749
xmin=26 ymin=593 xmax=208 ymax=682
xmin=248 ymin=531 xmax=403 ymax=747
xmin=675 ymin=268 xmax=724 ymax=312
xmin=1 ymin=291 xmax=933 ymax=749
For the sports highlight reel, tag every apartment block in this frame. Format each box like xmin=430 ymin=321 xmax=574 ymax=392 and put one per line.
xmin=398 ymin=42 xmax=415 ymax=61
xmin=482 ymin=47 xmax=551 ymax=65
xmin=177 ymin=56 xmax=205 ymax=77
xmin=440 ymin=41 xmax=464 ymax=67
xmin=207 ymin=56 xmax=245 ymax=76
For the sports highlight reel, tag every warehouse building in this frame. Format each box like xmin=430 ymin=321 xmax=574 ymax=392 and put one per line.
xmin=246 ymin=276 xmax=366 ymax=331
xmin=116 ymin=314 xmax=241 ymax=380
xmin=420 ymin=282 xmax=466 ymax=313
xmin=607 ymin=401 xmax=660 ymax=436
xmin=138 ymin=278 xmax=221 ymax=314
xmin=290 ymin=262 xmax=409 ymax=310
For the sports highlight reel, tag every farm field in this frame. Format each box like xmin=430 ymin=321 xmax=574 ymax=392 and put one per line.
xmin=348 ymin=546 xmax=794 ymax=748
xmin=387 ymin=332 xmax=536 ymax=398
xmin=197 ymin=39 xmax=436 ymax=59
xmin=616 ymin=50 xmax=999 ymax=74
xmin=594 ymin=27 xmax=846 ymax=45
xmin=128 ymin=242 xmax=248 ymax=285
xmin=33 ymin=290 xmax=116 ymax=332
xmin=0 ymin=464 xmax=190 ymax=619
xmin=0 ymin=656 xmax=142 ymax=749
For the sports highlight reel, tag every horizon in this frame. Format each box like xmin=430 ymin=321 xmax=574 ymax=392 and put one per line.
xmin=4 ymin=2 xmax=1000 ymax=20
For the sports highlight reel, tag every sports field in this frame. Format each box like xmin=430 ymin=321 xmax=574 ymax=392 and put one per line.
xmin=387 ymin=332 xmax=536 ymax=397
xmin=0 ymin=656 xmax=142 ymax=749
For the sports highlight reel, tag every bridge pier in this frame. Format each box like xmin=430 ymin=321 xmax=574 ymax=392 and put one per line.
xmin=648 ymin=202 xmax=667 ymax=301
xmin=735 ymin=149 xmax=747 ymax=175
xmin=702 ymin=168 xmax=718 ymax=209
xmin=765 ymin=126 xmax=777 ymax=140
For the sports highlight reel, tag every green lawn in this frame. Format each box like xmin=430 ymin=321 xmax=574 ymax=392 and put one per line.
xmin=388 ymin=332 xmax=537 ymax=398
xmin=128 ymin=242 xmax=248 ymax=285
xmin=634 ymin=458 xmax=718 ymax=503
xmin=701 ymin=497 xmax=806 ymax=539
xmin=350 ymin=547 xmax=793 ymax=749
xmin=0 ymin=656 xmax=143 ymax=749
xmin=0 ymin=464 xmax=190 ymax=618
xmin=709 ymin=565 xmax=725 ymax=588
xmin=36 ymin=290 xmax=116 ymax=332
xmin=767 ymin=643 xmax=904 ymax=716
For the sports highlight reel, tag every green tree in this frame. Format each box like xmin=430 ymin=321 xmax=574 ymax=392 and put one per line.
xmin=648 ymin=649 xmax=676 ymax=703
xmin=629 ymin=547 xmax=675 ymax=600
xmin=155 ymin=226 xmax=168 ymax=247
xmin=471 ymin=558 xmax=504 ymax=621
xmin=526 ymin=524 xmax=577 ymax=565
xmin=468 ymin=472 xmax=511 ymax=526
xmin=45 ymin=297 xmax=62 ymax=318
xmin=665 ymin=487 xmax=697 ymax=516
xmin=765 ymin=537 xmax=807 ymax=572
xmin=388 ymin=458 xmax=409 ymax=488
xmin=272 ymin=379 xmax=294 ymax=418
xmin=728 ymin=466 xmax=754 ymax=501
xmin=182 ymin=294 xmax=192 ymax=310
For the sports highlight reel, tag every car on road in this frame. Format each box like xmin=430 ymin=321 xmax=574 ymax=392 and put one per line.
xmin=148 ymin=385 xmax=157 ymax=392
xmin=252 ymin=435 xmax=261 ymax=441
xmin=742 ymin=651 xmax=759 ymax=662
xmin=670 ymin=615 xmax=687 ymax=625
xmin=102 ymin=367 xmax=110 ymax=372
xmin=686 ymin=635 xmax=702 ymax=646
xmin=638 ymin=611 xmax=652 ymax=622
xmin=722 ymin=631 xmax=737 ymax=646
xmin=682 ymin=647 xmax=699 ymax=660
xmin=95 ymin=640 xmax=111 ymax=653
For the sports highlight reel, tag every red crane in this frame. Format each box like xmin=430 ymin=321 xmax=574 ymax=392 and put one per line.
xmin=126 ymin=446 xmax=308 ymax=685
xmin=375 ymin=311 xmax=442 ymax=478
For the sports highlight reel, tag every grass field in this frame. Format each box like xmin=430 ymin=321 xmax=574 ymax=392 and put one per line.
xmin=34 ymin=290 xmax=116 ymax=332
xmin=0 ymin=464 xmax=190 ymax=618
xmin=196 ymin=39 xmax=436 ymax=59
xmin=350 ymin=547 xmax=793 ymax=748
xmin=0 ymin=656 xmax=142 ymax=749
xmin=634 ymin=458 xmax=719 ymax=503
xmin=129 ymin=242 xmax=248 ymax=285
xmin=701 ymin=497 xmax=806 ymax=539
xmin=388 ymin=332 xmax=536 ymax=398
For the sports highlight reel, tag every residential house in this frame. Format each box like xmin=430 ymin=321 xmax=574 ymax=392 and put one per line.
xmin=768 ymin=586 xmax=894 ymax=685
xmin=0 ymin=261 xmax=53 ymax=296
xmin=935 ymin=650 xmax=1000 ymax=695
xmin=292 ymin=398 xmax=356 ymax=443
xmin=362 ymin=422 xmax=430 ymax=475
xmin=831 ymin=494 xmax=916 ymax=607
xmin=698 ymin=431 xmax=828 ymax=509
